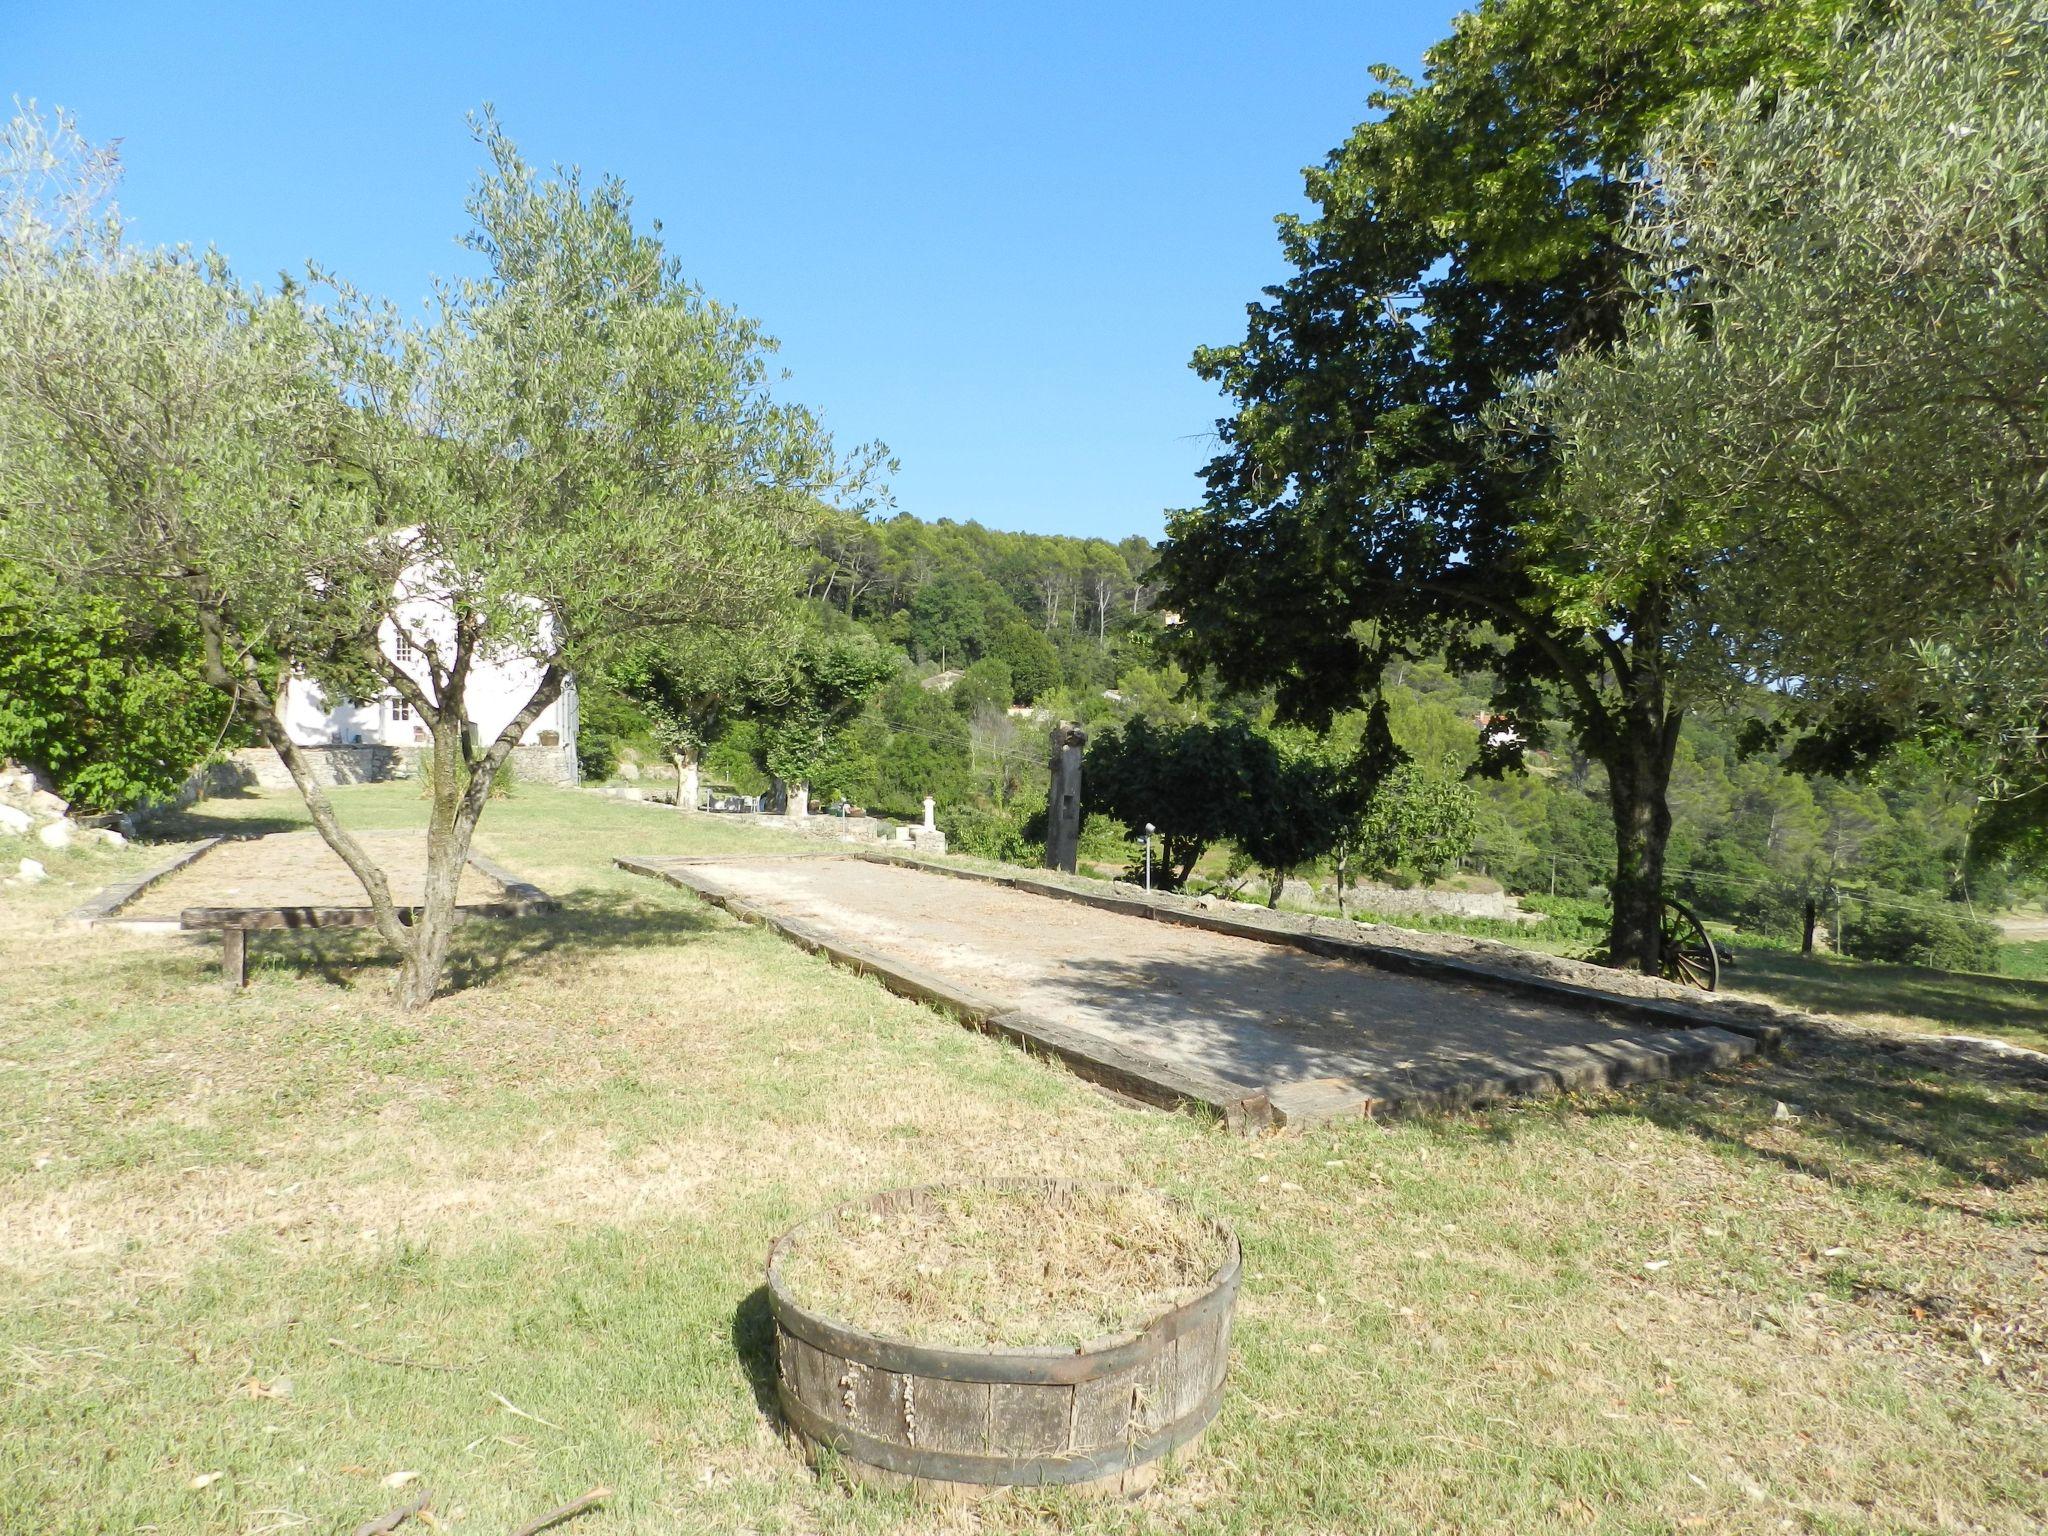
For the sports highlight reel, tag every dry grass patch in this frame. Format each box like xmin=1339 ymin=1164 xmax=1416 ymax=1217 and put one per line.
xmin=776 ymin=1182 xmax=1232 ymax=1349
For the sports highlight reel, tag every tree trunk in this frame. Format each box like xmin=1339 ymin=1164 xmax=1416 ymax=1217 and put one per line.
xmin=1802 ymin=899 xmax=1818 ymax=955
xmin=1266 ymin=870 xmax=1284 ymax=909
xmin=1603 ymin=704 xmax=1681 ymax=976
xmin=675 ymin=750 xmax=699 ymax=813
xmin=396 ymin=716 xmax=477 ymax=1011
xmin=785 ymin=780 xmax=810 ymax=819
xmin=1336 ymin=846 xmax=1350 ymax=920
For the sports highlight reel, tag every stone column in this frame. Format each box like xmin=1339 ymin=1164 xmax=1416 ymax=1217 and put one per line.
xmin=1045 ymin=722 xmax=1085 ymax=874
xmin=922 ymin=796 xmax=936 ymax=831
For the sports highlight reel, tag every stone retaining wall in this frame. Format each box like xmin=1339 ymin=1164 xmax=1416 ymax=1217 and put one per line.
xmin=207 ymin=741 xmax=579 ymax=794
xmin=1264 ymin=875 xmax=1512 ymax=920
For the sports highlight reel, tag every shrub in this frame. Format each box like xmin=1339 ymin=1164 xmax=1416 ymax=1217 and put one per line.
xmin=1840 ymin=900 xmax=2000 ymax=973
xmin=940 ymin=804 xmax=1038 ymax=865
xmin=576 ymin=732 xmax=619 ymax=782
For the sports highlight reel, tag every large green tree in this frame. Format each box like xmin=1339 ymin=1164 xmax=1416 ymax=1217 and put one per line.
xmin=0 ymin=109 xmax=874 ymax=1007
xmin=747 ymin=625 xmax=897 ymax=817
xmin=0 ymin=564 xmax=239 ymax=813
xmin=1155 ymin=0 xmax=1858 ymax=972
xmin=1520 ymin=0 xmax=2048 ymax=861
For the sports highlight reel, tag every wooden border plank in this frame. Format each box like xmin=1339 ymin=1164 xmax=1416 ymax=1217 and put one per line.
xmin=65 ymin=836 xmax=225 ymax=929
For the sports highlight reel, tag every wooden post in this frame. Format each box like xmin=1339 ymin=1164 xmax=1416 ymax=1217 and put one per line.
xmin=221 ymin=925 xmax=248 ymax=991
xmin=1044 ymin=723 xmax=1086 ymax=874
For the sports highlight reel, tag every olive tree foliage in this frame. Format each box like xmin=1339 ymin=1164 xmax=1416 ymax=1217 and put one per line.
xmin=0 ymin=107 xmax=881 ymax=1007
xmin=1517 ymin=0 xmax=2048 ymax=843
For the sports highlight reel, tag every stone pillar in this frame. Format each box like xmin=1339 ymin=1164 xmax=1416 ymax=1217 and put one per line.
xmin=922 ymin=796 xmax=936 ymax=831
xmin=1045 ymin=722 xmax=1085 ymax=874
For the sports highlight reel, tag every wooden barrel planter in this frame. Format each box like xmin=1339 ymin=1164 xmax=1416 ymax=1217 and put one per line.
xmin=766 ymin=1180 xmax=1240 ymax=1498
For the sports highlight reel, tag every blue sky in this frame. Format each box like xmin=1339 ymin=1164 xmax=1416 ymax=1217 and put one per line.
xmin=10 ymin=2 xmax=1461 ymax=542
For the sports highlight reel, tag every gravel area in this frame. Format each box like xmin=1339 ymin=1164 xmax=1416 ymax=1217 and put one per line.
xmin=687 ymin=857 xmax=1663 ymax=1093
xmin=128 ymin=830 xmax=505 ymax=917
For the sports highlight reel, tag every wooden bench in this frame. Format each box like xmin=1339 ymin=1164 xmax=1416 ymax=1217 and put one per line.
xmin=182 ymin=890 xmax=554 ymax=991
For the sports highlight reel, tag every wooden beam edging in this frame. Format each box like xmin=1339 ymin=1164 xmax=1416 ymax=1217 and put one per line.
xmin=65 ymin=836 xmax=226 ymax=928
xmin=844 ymin=849 xmax=1783 ymax=1049
xmin=464 ymin=849 xmax=558 ymax=911
xmin=613 ymin=855 xmax=1273 ymax=1132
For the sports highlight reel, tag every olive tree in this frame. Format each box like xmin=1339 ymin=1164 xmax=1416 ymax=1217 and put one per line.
xmin=1519 ymin=0 xmax=2048 ymax=829
xmin=0 ymin=108 xmax=880 ymax=1007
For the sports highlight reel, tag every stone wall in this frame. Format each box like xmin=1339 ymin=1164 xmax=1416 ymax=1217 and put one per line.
xmin=1269 ymin=875 xmax=1514 ymax=921
xmin=216 ymin=745 xmax=403 ymax=791
xmin=506 ymin=743 xmax=579 ymax=786
xmin=210 ymin=741 xmax=579 ymax=792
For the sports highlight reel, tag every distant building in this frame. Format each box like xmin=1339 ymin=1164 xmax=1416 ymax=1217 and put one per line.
xmin=1474 ymin=712 xmax=1523 ymax=750
xmin=274 ymin=584 xmax=579 ymax=785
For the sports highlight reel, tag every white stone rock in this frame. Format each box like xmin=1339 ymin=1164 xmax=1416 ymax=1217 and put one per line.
xmin=37 ymin=820 xmax=73 ymax=850
xmin=97 ymin=828 xmax=128 ymax=848
xmin=0 ymin=803 xmax=30 ymax=836
xmin=17 ymin=857 xmax=46 ymax=882
xmin=27 ymin=789 xmax=68 ymax=818
xmin=616 ymin=760 xmax=641 ymax=781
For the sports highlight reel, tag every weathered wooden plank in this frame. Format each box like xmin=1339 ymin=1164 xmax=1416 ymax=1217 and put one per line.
xmin=1070 ymin=1362 xmax=1141 ymax=1450
xmin=178 ymin=897 xmax=549 ymax=933
xmin=781 ymin=1334 xmax=841 ymax=1425
xmin=987 ymin=1381 xmax=1075 ymax=1459
xmin=66 ymin=835 xmax=225 ymax=928
xmin=220 ymin=926 xmax=247 ymax=992
xmin=906 ymin=1374 xmax=992 ymax=1456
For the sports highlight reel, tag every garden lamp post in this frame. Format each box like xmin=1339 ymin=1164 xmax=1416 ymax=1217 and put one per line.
xmin=1143 ymin=823 xmax=1155 ymax=892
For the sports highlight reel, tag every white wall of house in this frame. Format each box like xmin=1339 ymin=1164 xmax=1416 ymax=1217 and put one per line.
xmin=279 ymin=593 xmax=578 ymax=755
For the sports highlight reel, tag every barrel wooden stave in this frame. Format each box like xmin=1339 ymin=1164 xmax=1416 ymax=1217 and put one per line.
xmin=768 ymin=1181 xmax=1238 ymax=1498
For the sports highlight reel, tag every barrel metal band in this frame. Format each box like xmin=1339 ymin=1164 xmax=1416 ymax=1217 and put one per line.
xmin=782 ymin=1377 xmax=1225 ymax=1487
xmin=771 ymin=1264 xmax=1238 ymax=1386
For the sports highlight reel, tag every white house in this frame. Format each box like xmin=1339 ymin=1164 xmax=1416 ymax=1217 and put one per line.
xmin=278 ymin=588 xmax=580 ymax=783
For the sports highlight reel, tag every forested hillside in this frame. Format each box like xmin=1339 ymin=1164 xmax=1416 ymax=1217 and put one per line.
xmin=586 ymin=512 xmax=2027 ymax=970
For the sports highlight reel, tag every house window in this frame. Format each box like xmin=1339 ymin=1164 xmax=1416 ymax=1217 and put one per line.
xmin=391 ymin=696 xmax=411 ymax=722
xmin=394 ymin=631 xmax=416 ymax=662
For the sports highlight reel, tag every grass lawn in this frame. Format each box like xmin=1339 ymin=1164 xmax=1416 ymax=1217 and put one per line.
xmin=3 ymin=784 xmax=2045 ymax=1534
xmin=1720 ymin=950 xmax=2048 ymax=1055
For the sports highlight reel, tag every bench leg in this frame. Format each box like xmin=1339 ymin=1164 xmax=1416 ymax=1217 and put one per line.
xmin=221 ymin=927 xmax=247 ymax=992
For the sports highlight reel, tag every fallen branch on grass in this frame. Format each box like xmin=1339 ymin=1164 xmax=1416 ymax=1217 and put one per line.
xmin=509 ymin=1486 xmax=610 ymax=1536
xmin=350 ymin=1491 xmax=429 ymax=1536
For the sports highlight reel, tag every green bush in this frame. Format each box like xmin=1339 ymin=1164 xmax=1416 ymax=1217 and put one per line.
xmin=1840 ymin=900 xmax=2000 ymax=972
xmin=577 ymin=733 xmax=619 ymax=782
xmin=1076 ymin=813 xmax=1133 ymax=865
xmin=940 ymin=804 xmax=1038 ymax=865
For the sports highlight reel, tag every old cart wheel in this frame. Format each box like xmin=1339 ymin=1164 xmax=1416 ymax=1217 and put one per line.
xmin=1659 ymin=898 xmax=1720 ymax=992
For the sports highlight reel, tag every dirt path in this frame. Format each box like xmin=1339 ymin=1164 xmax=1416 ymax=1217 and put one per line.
xmin=686 ymin=857 xmax=1663 ymax=1094
xmin=131 ymin=830 xmax=505 ymax=916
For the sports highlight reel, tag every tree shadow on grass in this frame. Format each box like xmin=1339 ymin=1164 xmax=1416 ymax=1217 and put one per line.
xmin=129 ymin=887 xmax=729 ymax=1000
xmin=1571 ymin=1035 xmax=2048 ymax=1209
xmin=1727 ymin=951 xmax=2048 ymax=1045
xmin=141 ymin=803 xmax=308 ymax=842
